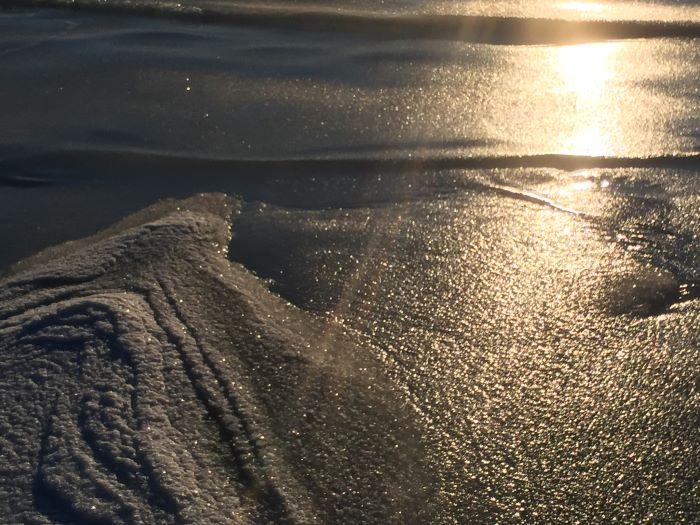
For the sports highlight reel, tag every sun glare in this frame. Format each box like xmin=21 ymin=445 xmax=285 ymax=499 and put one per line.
xmin=560 ymin=1 xmax=606 ymax=13
xmin=555 ymin=42 xmax=621 ymax=156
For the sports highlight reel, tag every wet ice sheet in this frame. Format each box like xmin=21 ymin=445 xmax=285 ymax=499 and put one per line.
xmin=9 ymin=0 xmax=700 ymax=23
xmin=230 ymin=184 xmax=699 ymax=523
xmin=0 ymin=2 xmax=698 ymax=523
xmin=1 ymin=186 xmax=697 ymax=523
xmin=0 ymin=10 xmax=698 ymax=161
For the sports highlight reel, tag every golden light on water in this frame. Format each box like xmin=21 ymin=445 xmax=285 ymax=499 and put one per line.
xmin=568 ymin=179 xmax=596 ymax=192
xmin=556 ymin=42 xmax=622 ymax=156
xmin=559 ymin=1 xmax=606 ymax=13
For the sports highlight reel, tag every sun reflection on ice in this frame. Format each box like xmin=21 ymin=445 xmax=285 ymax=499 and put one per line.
xmin=568 ymin=179 xmax=596 ymax=192
xmin=555 ymin=41 xmax=622 ymax=156
xmin=543 ymin=169 xmax=613 ymax=218
xmin=559 ymin=1 xmax=607 ymax=13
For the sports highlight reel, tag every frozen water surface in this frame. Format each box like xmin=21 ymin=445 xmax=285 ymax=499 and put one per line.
xmin=0 ymin=1 xmax=698 ymax=523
